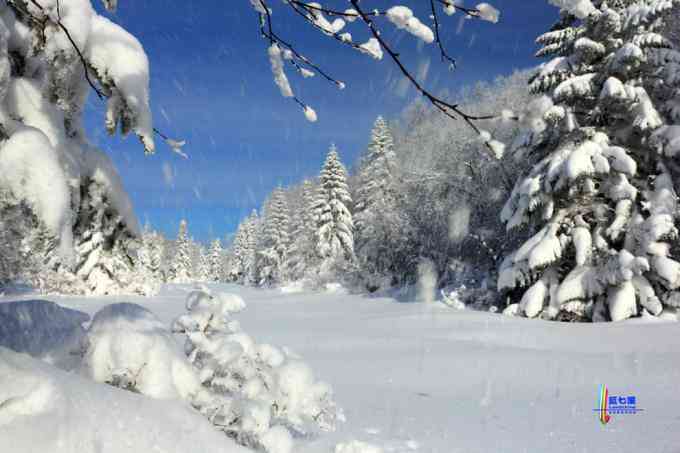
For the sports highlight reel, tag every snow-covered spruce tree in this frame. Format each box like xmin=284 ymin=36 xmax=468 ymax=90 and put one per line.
xmin=244 ymin=210 xmax=261 ymax=284
xmin=0 ymin=1 xmax=160 ymax=295
xmin=228 ymin=211 xmax=260 ymax=285
xmin=73 ymin=169 xmax=149 ymax=295
xmin=194 ymin=242 xmax=211 ymax=283
xmin=287 ymin=180 xmax=318 ymax=281
xmin=353 ymin=116 xmax=400 ymax=289
xmin=500 ymin=0 xmax=680 ymax=321
xmin=170 ymin=219 xmax=193 ymax=284
xmin=208 ymin=238 xmax=225 ymax=282
xmin=138 ymin=224 xmax=165 ymax=284
xmin=313 ymin=146 xmax=355 ymax=274
xmin=228 ymin=219 xmax=250 ymax=283
xmin=172 ymin=289 xmax=342 ymax=452
xmin=256 ymin=188 xmax=291 ymax=286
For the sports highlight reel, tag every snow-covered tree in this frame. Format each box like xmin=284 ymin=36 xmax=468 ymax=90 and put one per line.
xmin=500 ymin=0 xmax=680 ymax=321
xmin=229 ymin=211 xmax=260 ymax=284
xmin=313 ymin=146 xmax=354 ymax=273
xmin=73 ymin=177 xmax=141 ymax=295
xmin=208 ymin=239 xmax=225 ymax=282
xmin=256 ymin=188 xmax=291 ymax=286
xmin=172 ymin=289 xmax=342 ymax=451
xmin=170 ymin=219 xmax=192 ymax=284
xmin=388 ymin=70 xmax=534 ymax=291
xmin=287 ymin=180 xmax=318 ymax=280
xmin=138 ymin=225 xmax=165 ymax=283
xmin=0 ymin=1 xmax=180 ymax=295
xmin=353 ymin=116 xmax=399 ymax=286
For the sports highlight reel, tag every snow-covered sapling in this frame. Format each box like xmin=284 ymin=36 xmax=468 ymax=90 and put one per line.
xmin=172 ymin=289 xmax=343 ymax=453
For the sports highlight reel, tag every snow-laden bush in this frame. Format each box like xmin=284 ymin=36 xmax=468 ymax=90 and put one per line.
xmin=81 ymin=303 xmax=201 ymax=399
xmin=0 ymin=347 xmax=248 ymax=453
xmin=172 ymin=289 xmax=343 ymax=453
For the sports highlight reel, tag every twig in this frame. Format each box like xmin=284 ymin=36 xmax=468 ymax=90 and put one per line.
xmin=429 ymin=0 xmax=457 ymax=70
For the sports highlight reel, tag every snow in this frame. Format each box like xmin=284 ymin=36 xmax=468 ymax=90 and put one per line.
xmin=82 ymin=302 xmax=201 ymax=400
xmin=0 ymin=127 xmax=73 ymax=255
xmin=548 ymin=0 xmax=596 ymax=19
xmin=2 ymin=284 xmax=680 ymax=452
xmin=268 ymin=44 xmax=294 ymax=98
xmin=304 ymin=105 xmax=318 ymax=122
xmin=359 ymin=38 xmax=383 ymax=60
xmin=335 ymin=440 xmax=383 ymax=453
xmin=0 ymin=300 xmax=88 ymax=369
xmin=0 ymin=346 xmax=248 ymax=453
xmin=385 ymin=7 xmax=434 ymax=44
xmin=87 ymin=14 xmax=154 ymax=153
xmin=475 ymin=3 xmax=500 ymax=23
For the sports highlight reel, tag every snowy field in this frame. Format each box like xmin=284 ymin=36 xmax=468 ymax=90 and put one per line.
xmin=2 ymin=284 xmax=680 ymax=453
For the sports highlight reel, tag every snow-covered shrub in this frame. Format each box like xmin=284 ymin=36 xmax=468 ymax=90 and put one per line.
xmin=500 ymin=0 xmax=680 ymax=322
xmin=82 ymin=303 xmax=200 ymax=399
xmin=0 ymin=347 xmax=247 ymax=453
xmin=172 ymin=289 xmax=343 ymax=453
xmin=0 ymin=300 xmax=89 ymax=369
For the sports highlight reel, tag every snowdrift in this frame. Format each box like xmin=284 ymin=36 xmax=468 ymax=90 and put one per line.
xmin=0 ymin=346 xmax=248 ymax=453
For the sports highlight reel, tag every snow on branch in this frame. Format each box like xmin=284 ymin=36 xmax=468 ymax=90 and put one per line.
xmin=7 ymin=0 xmax=182 ymax=155
xmin=250 ymin=0 xmax=505 ymax=151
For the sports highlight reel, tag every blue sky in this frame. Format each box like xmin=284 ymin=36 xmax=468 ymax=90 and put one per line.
xmin=83 ymin=0 xmax=558 ymax=243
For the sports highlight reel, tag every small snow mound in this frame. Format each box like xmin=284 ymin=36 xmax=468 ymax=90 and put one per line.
xmin=0 ymin=300 xmax=89 ymax=369
xmin=82 ymin=303 xmax=200 ymax=400
xmin=335 ymin=440 xmax=384 ymax=453
xmin=280 ymin=281 xmax=305 ymax=294
xmin=325 ymin=282 xmax=348 ymax=294
xmin=260 ymin=425 xmax=293 ymax=453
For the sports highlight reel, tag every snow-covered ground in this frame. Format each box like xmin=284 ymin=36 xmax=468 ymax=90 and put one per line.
xmin=2 ymin=284 xmax=679 ymax=452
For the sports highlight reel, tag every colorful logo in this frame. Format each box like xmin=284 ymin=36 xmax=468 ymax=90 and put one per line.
xmin=594 ymin=385 xmax=643 ymax=424
xmin=597 ymin=384 xmax=611 ymax=424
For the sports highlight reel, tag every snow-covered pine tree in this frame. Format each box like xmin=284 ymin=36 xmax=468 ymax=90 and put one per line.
xmin=256 ymin=188 xmax=291 ymax=286
xmin=172 ymin=289 xmax=342 ymax=450
xmin=208 ymin=238 xmax=225 ymax=282
xmin=170 ymin=219 xmax=192 ymax=283
xmin=287 ymin=180 xmax=317 ymax=280
xmin=228 ymin=219 xmax=249 ymax=282
xmin=500 ymin=0 xmax=680 ymax=322
xmin=228 ymin=211 xmax=260 ymax=285
xmin=141 ymin=225 xmax=165 ymax=283
xmin=73 ymin=178 xmax=140 ymax=295
xmin=354 ymin=116 xmax=397 ymax=235
xmin=0 ymin=1 xmax=157 ymax=295
xmin=353 ymin=116 xmax=399 ymax=286
xmin=313 ymin=146 xmax=355 ymax=273
xmin=243 ymin=210 xmax=261 ymax=284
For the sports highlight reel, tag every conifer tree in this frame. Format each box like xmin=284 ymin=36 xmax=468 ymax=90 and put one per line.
xmin=228 ymin=220 xmax=249 ymax=283
xmin=354 ymin=116 xmax=397 ymax=236
xmin=243 ymin=210 xmax=260 ymax=284
xmin=313 ymin=145 xmax=354 ymax=272
xmin=288 ymin=180 xmax=318 ymax=280
xmin=353 ymin=116 xmax=399 ymax=284
xmin=500 ymin=0 xmax=680 ymax=321
xmin=257 ymin=188 xmax=291 ymax=285
xmin=208 ymin=238 xmax=225 ymax=282
xmin=171 ymin=219 xmax=192 ymax=283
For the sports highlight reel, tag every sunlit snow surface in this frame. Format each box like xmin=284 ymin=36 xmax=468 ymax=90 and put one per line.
xmin=2 ymin=284 xmax=680 ymax=452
